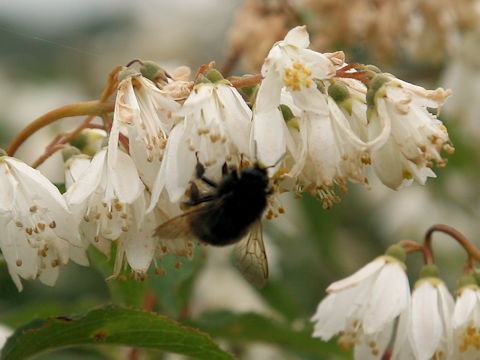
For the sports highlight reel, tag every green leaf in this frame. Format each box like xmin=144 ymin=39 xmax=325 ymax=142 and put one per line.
xmin=188 ymin=311 xmax=350 ymax=359
xmin=88 ymin=246 xmax=146 ymax=308
xmin=1 ymin=307 xmax=235 ymax=360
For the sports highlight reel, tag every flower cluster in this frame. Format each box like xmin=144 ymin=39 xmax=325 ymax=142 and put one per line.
xmin=0 ymin=26 xmax=453 ymax=290
xmin=311 ymin=245 xmax=480 ymax=360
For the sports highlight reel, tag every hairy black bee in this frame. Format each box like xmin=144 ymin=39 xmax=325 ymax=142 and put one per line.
xmin=154 ymin=160 xmax=272 ymax=287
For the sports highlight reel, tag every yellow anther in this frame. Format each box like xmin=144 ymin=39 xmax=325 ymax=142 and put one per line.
xmin=284 ymin=62 xmax=313 ymax=91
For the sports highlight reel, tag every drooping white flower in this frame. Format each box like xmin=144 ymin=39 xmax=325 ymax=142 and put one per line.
xmin=112 ymin=73 xmax=181 ymax=188
xmin=452 ymin=285 xmax=480 ymax=358
xmin=368 ymin=75 xmax=453 ymax=189
xmin=0 ymin=156 xmax=87 ymax=290
xmin=252 ymin=25 xmax=336 ymax=169
xmin=407 ymin=277 xmax=454 ymax=360
xmin=150 ymin=79 xmax=252 ymax=206
xmin=65 ymin=149 xmax=145 ymax=262
xmin=311 ymin=255 xmax=410 ymax=359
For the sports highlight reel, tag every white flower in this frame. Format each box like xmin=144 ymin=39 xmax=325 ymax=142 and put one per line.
xmin=252 ymin=25 xmax=336 ymax=169
xmin=0 ymin=156 xmax=86 ymax=290
xmin=368 ymin=76 xmax=453 ymax=189
xmin=150 ymin=80 xmax=252 ymax=206
xmin=452 ymin=285 xmax=480 ymax=358
xmin=407 ymin=278 xmax=454 ymax=360
xmin=311 ymin=256 xmax=410 ymax=359
xmin=65 ymin=149 xmax=146 ymax=269
xmin=284 ymin=86 xmax=371 ymax=207
xmin=112 ymin=74 xmax=181 ymax=188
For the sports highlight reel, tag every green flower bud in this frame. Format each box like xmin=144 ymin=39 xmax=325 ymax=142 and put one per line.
xmin=419 ymin=264 xmax=440 ymax=279
xmin=385 ymin=244 xmax=407 ymax=263
xmin=70 ymin=129 xmax=107 ymax=156
xmin=366 ymin=75 xmax=390 ymax=107
xmin=140 ymin=61 xmax=169 ymax=85
xmin=458 ymin=274 xmax=477 ymax=289
xmin=363 ymin=64 xmax=381 ymax=74
xmin=195 ymin=74 xmax=211 ymax=85
xmin=118 ymin=69 xmax=139 ymax=84
xmin=205 ymin=69 xmax=224 ymax=83
xmin=328 ymin=82 xmax=350 ymax=103
xmin=61 ymin=145 xmax=82 ymax=162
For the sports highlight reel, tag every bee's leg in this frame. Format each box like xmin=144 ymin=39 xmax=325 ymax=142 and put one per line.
xmin=195 ymin=162 xmax=218 ymax=188
xmin=183 ymin=182 xmax=216 ymax=207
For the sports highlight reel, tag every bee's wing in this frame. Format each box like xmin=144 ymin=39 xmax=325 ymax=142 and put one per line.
xmin=153 ymin=208 xmax=207 ymax=239
xmin=232 ymin=220 xmax=269 ymax=288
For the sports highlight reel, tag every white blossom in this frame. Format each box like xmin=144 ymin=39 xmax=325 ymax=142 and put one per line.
xmin=149 ymin=80 xmax=252 ymax=207
xmin=452 ymin=285 xmax=480 ymax=358
xmin=368 ymin=76 xmax=453 ymax=189
xmin=0 ymin=156 xmax=87 ymax=290
xmin=112 ymin=74 xmax=181 ymax=188
xmin=407 ymin=278 xmax=454 ymax=360
xmin=311 ymin=256 xmax=410 ymax=359
xmin=65 ymin=148 xmax=147 ymax=272
xmin=252 ymin=25 xmax=336 ymax=169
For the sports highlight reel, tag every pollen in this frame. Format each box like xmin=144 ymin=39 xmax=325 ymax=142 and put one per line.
xmin=458 ymin=325 xmax=480 ymax=353
xmin=29 ymin=205 xmax=38 ymax=212
xmin=37 ymin=222 xmax=45 ymax=231
xmin=16 ymin=259 xmax=22 ymax=267
xmin=49 ymin=220 xmax=56 ymax=228
xmin=284 ymin=62 xmax=313 ymax=91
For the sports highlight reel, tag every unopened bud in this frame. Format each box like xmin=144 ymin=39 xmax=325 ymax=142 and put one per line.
xmin=385 ymin=244 xmax=406 ymax=263
xmin=457 ymin=274 xmax=477 ymax=289
xmin=140 ymin=61 xmax=169 ymax=85
xmin=205 ymin=69 xmax=224 ymax=83
xmin=363 ymin=64 xmax=381 ymax=74
xmin=419 ymin=264 xmax=440 ymax=279
xmin=61 ymin=146 xmax=82 ymax=162
xmin=366 ymin=75 xmax=390 ymax=107
xmin=118 ymin=69 xmax=139 ymax=84
xmin=328 ymin=82 xmax=350 ymax=103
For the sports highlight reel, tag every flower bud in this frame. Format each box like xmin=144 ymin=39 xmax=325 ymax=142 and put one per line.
xmin=140 ymin=61 xmax=169 ymax=85
xmin=328 ymin=82 xmax=350 ymax=103
xmin=366 ymin=75 xmax=390 ymax=107
xmin=457 ymin=274 xmax=477 ymax=289
xmin=385 ymin=244 xmax=406 ymax=263
xmin=118 ymin=69 xmax=139 ymax=84
xmin=419 ymin=264 xmax=440 ymax=279
xmin=205 ymin=69 xmax=224 ymax=83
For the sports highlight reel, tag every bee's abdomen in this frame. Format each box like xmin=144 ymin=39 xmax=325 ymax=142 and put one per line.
xmin=190 ymin=187 xmax=267 ymax=246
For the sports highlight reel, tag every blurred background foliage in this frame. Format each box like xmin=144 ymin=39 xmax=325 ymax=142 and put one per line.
xmin=1 ymin=0 xmax=479 ymax=359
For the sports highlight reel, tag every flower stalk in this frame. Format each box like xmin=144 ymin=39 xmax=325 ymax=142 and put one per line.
xmin=6 ymin=100 xmax=114 ymax=157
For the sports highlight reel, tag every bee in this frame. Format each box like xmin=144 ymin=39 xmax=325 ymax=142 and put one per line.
xmin=154 ymin=158 xmax=274 ymax=288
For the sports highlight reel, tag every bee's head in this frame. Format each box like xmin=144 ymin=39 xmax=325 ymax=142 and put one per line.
xmin=240 ymin=163 xmax=269 ymax=189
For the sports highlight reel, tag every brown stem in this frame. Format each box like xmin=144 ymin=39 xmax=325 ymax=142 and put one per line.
xmin=398 ymin=240 xmax=434 ymax=264
xmin=229 ymin=74 xmax=263 ymax=88
xmin=31 ymin=115 xmax=96 ymax=168
xmin=99 ymin=65 xmax=123 ymax=102
xmin=6 ymin=101 xmax=114 ymax=157
xmin=425 ymin=224 xmax=480 ymax=264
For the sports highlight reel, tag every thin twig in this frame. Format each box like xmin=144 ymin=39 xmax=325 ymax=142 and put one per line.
xmin=425 ymin=224 xmax=480 ymax=264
